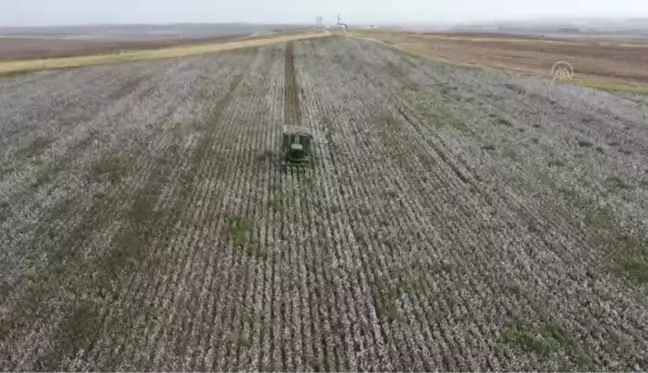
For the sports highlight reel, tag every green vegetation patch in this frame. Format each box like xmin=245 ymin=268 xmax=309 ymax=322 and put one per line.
xmin=496 ymin=117 xmax=513 ymax=127
xmin=228 ymin=329 xmax=252 ymax=348
xmin=92 ymin=155 xmax=133 ymax=184
xmin=267 ymin=198 xmax=284 ymax=213
xmin=504 ymin=323 xmax=598 ymax=369
xmin=548 ymin=159 xmax=566 ymax=168
xmin=0 ymin=202 xmax=9 ymax=223
xmin=243 ymin=245 xmax=269 ymax=260
xmin=605 ymin=176 xmax=633 ymax=191
xmin=502 ymin=146 xmax=519 ymax=161
xmin=577 ymin=139 xmax=594 ymax=148
xmin=39 ymin=300 xmax=103 ymax=370
xmin=431 ymin=262 xmax=456 ymax=274
xmin=60 ymin=300 xmax=102 ymax=353
xmin=30 ymin=165 xmax=63 ymax=190
xmin=583 ymin=206 xmax=616 ymax=231
xmin=579 ymin=80 xmax=648 ymax=95
xmin=310 ymin=356 xmax=336 ymax=372
xmin=229 ymin=217 xmax=254 ymax=248
xmin=17 ymin=136 xmax=53 ymax=159
xmin=228 ymin=216 xmax=268 ymax=259
xmin=613 ymin=235 xmax=648 ymax=284
xmin=504 ymin=325 xmax=565 ymax=356
xmin=370 ymin=276 xmax=422 ymax=323
xmin=555 ymin=183 xmax=648 ymax=284
xmin=0 ymin=280 xmax=11 ymax=302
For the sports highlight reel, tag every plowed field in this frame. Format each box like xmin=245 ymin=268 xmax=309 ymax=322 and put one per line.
xmin=352 ymin=30 xmax=648 ymax=92
xmin=1 ymin=35 xmax=648 ymax=371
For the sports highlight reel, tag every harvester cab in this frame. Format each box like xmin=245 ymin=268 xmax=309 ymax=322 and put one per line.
xmin=281 ymin=125 xmax=313 ymax=169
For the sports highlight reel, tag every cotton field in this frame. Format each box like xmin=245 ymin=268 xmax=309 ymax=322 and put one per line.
xmin=1 ymin=36 xmax=647 ymax=371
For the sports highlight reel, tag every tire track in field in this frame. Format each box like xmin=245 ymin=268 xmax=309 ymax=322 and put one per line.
xmin=357 ymin=41 xmax=634 ymax=363
xmin=278 ymin=40 xmax=318 ymax=371
xmin=47 ymin=53 xmax=245 ymax=370
xmin=282 ymin=39 xmax=341 ymax=372
xmin=36 ymin=60 xmax=233 ymax=370
xmin=1 ymin=68 xmax=172 ymax=251
xmin=319 ymin=41 xmax=468 ymax=369
xmin=62 ymin=58 xmax=231 ymax=369
xmin=366 ymin=42 xmax=605 ymax=262
xmin=128 ymin=50 xmax=261 ymax=371
xmin=299 ymin=37 xmax=529 ymax=370
xmin=218 ymin=48 xmax=279 ymax=371
xmin=286 ymin=43 xmax=324 ymax=373
xmin=284 ymin=41 xmax=301 ymax=125
xmin=0 ymin=63 xmax=174 ymax=286
xmin=259 ymin=86 xmax=292 ymax=370
xmin=360 ymin=37 xmax=532 ymax=370
xmin=344 ymin=39 xmax=560 ymax=368
xmin=208 ymin=51 xmax=273 ymax=371
xmin=298 ymin=89 xmax=352 ymax=371
xmin=0 ymin=62 xmax=199 ymax=370
xmin=296 ymin=38 xmax=408 ymax=371
xmin=272 ymin=41 xmax=297 ymax=371
xmin=143 ymin=47 xmax=278 ymax=371
xmin=190 ymin=66 xmax=261 ymax=371
xmin=177 ymin=82 xmax=274 ymax=367
xmin=347 ymin=37 xmax=648 ymax=370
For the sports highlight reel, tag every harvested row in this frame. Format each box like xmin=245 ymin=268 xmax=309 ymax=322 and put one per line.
xmin=284 ymin=41 xmax=301 ymax=125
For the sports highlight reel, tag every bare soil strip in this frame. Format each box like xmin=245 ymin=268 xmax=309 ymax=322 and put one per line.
xmin=284 ymin=41 xmax=301 ymax=125
xmin=1 ymin=35 xmax=647 ymax=371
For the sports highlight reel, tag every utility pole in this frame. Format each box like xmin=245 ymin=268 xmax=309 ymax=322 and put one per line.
xmin=336 ymin=13 xmax=347 ymax=32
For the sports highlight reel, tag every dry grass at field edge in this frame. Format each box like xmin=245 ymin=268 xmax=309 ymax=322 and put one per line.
xmin=0 ymin=31 xmax=331 ymax=75
xmin=349 ymin=30 xmax=648 ymax=94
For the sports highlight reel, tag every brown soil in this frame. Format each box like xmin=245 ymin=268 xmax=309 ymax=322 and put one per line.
xmin=359 ymin=30 xmax=648 ymax=85
xmin=284 ymin=41 xmax=301 ymax=124
xmin=0 ymin=34 xmax=248 ymax=61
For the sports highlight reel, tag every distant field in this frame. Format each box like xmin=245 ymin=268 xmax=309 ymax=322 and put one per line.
xmin=0 ymin=31 xmax=327 ymax=75
xmin=0 ymin=34 xmax=246 ymax=61
xmin=353 ymin=30 xmax=648 ymax=92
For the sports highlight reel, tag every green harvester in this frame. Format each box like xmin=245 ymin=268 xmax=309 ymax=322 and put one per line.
xmin=281 ymin=125 xmax=313 ymax=169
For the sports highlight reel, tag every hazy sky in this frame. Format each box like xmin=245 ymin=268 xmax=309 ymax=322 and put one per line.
xmin=1 ymin=0 xmax=648 ymax=26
